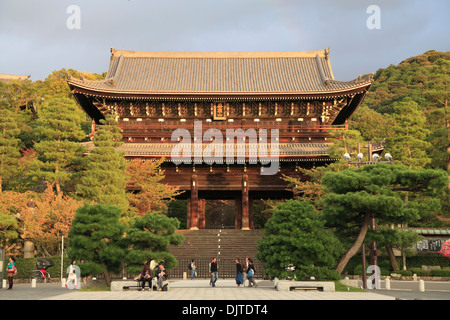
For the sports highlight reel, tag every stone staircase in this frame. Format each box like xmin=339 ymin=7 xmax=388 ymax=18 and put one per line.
xmin=169 ymin=229 xmax=264 ymax=260
xmin=168 ymin=229 xmax=266 ymax=278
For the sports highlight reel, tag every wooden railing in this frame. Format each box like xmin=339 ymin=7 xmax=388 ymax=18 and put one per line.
xmin=117 ymin=123 xmax=346 ymax=141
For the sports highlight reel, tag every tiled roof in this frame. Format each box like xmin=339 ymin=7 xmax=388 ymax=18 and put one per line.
xmin=115 ymin=142 xmax=330 ymax=161
xmin=68 ymin=48 xmax=372 ymax=97
xmin=0 ymin=74 xmax=30 ymax=83
xmin=409 ymin=228 xmax=450 ymax=236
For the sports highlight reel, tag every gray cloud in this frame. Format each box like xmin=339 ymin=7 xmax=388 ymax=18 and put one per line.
xmin=0 ymin=0 xmax=448 ymax=81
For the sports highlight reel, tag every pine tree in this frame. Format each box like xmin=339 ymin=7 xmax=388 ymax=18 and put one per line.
xmin=256 ymin=200 xmax=343 ymax=279
xmin=0 ymin=103 xmax=21 ymax=192
xmin=33 ymin=97 xmax=86 ymax=194
xmin=76 ymin=115 xmax=129 ymax=212
xmin=321 ymin=164 xmax=448 ymax=274
xmin=123 ymin=213 xmax=185 ymax=275
xmin=67 ymin=203 xmax=126 ymax=287
xmin=386 ymin=98 xmax=431 ymax=169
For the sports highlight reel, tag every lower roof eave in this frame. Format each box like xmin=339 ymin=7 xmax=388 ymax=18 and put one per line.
xmin=69 ymin=84 xmax=372 ymax=102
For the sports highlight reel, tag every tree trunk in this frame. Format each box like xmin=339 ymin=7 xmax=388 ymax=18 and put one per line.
xmin=386 ymin=245 xmax=399 ymax=271
xmin=104 ymin=268 xmax=112 ymax=287
xmin=335 ymin=212 xmax=371 ymax=274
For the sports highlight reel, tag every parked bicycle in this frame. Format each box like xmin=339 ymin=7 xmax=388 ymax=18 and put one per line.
xmin=33 ymin=258 xmax=54 ymax=282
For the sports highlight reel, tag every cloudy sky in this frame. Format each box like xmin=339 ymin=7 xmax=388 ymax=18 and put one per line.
xmin=1 ymin=0 xmax=449 ymax=82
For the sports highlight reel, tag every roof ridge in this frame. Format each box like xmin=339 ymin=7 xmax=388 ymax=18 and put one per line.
xmin=110 ymin=48 xmax=331 ymax=59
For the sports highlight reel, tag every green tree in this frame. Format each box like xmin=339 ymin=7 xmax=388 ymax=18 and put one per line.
xmin=123 ymin=213 xmax=185 ymax=275
xmin=0 ymin=103 xmax=21 ymax=192
xmin=369 ymin=226 xmax=423 ymax=271
xmin=76 ymin=115 xmax=129 ymax=213
xmin=386 ymin=98 xmax=431 ymax=169
xmin=424 ymin=58 xmax=449 ymax=171
xmin=321 ymin=164 xmax=448 ymax=274
xmin=0 ymin=79 xmax=37 ymax=150
xmin=349 ymin=105 xmax=393 ymax=143
xmin=33 ymin=97 xmax=86 ymax=194
xmin=0 ymin=212 xmax=19 ymax=247
xmin=67 ymin=203 xmax=126 ymax=287
xmin=256 ymin=200 xmax=343 ymax=279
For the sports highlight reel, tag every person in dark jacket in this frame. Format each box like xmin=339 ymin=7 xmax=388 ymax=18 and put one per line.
xmin=140 ymin=264 xmax=152 ymax=291
xmin=210 ymin=257 xmax=218 ymax=287
xmin=235 ymin=258 xmax=244 ymax=287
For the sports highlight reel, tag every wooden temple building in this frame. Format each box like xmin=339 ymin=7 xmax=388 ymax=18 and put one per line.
xmin=67 ymin=48 xmax=373 ymax=230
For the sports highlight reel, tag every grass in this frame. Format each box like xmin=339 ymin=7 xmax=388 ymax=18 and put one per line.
xmin=334 ymin=281 xmax=366 ymax=292
xmin=79 ymin=286 xmax=110 ymax=292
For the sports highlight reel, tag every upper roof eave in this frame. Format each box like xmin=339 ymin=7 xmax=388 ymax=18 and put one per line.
xmin=67 ymin=77 xmax=373 ymax=99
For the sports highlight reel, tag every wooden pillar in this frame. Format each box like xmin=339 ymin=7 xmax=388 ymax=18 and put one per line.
xmin=249 ymin=196 xmax=254 ymax=230
xmin=241 ymin=174 xmax=250 ymax=230
xmin=235 ymin=197 xmax=242 ymax=230
xmin=190 ymin=174 xmax=199 ymax=230
xmin=198 ymin=198 xmax=205 ymax=229
xmin=187 ymin=198 xmax=191 ymax=229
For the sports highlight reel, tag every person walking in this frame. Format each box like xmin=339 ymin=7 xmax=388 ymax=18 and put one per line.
xmin=243 ymin=257 xmax=249 ymax=287
xmin=247 ymin=258 xmax=258 ymax=287
xmin=189 ymin=259 xmax=197 ymax=280
xmin=235 ymin=258 xmax=244 ymax=287
xmin=7 ymin=256 xmax=17 ymax=290
xmin=210 ymin=257 xmax=218 ymax=287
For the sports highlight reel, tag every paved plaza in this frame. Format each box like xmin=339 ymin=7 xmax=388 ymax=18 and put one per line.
xmin=2 ymin=279 xmax=449 ymax=318
xmin=2 ymin=279 xmax=450 ymax=301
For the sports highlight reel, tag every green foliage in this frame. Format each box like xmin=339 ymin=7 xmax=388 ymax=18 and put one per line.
xmin=256 ymin=200 xmax=343 ymax=278
xmin=0 ymin=102 xmax=21 ymax=192
xmin=322 ymin=164 xmax=448 ymax=232
xmin=76 ymin=115 xmax=129 ymax=212
xmin=67 ymin=204 xmax=126 ymax=283
xmin=355 ymin=50 xmax=449 ymax=172
xmin=32 ymin=97 xmax=86 ymax=194
xmin=123 ymin=213 xmax=185 ymax=275
xmin=290 ymin=266 xmax=342 ymax=281
xmin=0 ymin=212 xmax=19 ymax=245
xmin=167 ymin=200 xmax=187 ymax=229
xmin=386 ymin=98 xmax=431 ymax=169
xmin=2 ymin=256 xmax=73 ymax=280
xmin=431 ymin=269 xmax=450 ymax=277
xmin=410 ymin=268 xmax=431 ymax=276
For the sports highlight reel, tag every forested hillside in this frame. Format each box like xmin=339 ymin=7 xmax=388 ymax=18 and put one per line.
xmin=350 ymin=50 xmax=449 ymax=171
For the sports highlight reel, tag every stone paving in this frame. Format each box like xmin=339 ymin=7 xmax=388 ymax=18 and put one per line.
xmin=1 ymin=279 xmax=396 ymax=300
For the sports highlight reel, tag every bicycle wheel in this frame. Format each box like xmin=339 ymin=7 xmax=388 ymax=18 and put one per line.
xmin=33 ymin=270 xmax=42 ymax=281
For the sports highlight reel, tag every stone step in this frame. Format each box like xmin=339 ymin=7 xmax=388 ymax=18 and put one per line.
xmin=168 ymin=229 xmax=264 ymax=259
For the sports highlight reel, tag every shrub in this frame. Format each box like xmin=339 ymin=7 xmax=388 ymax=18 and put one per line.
xmin=410 ymin=268 xmax=431 ymax=276
xmin=398 ymin=270 xmax=413 ymax=276
xmin=431 ymin=269 xmax=450 ymax=277
xmin=283 ymin=266 xmax=342 ymax=281
xmin=3 ymin=256 xmax=72 ymax=280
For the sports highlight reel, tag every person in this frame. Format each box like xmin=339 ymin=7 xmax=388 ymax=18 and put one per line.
xmin=155 ymin=263 xmax=168 ymax=291
xmin=235 ymin=258 xmax=244 ymax=287
xmin=66 ymin=260 xmax=79 ymax=289
xmin=189 ymin=259 xmax=197 ymax=280
xmin=7 ymin=256 xmax=17 ymax=290
xmin=210 ymin=257 xmax=218 ymax=287
xmin=247 ymin=258 xmax=258 ymax=287
xmin=243 ymin=257 xmax=249 ymax=287
xmin=140 ymin=263 xmax=153 ymax=291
